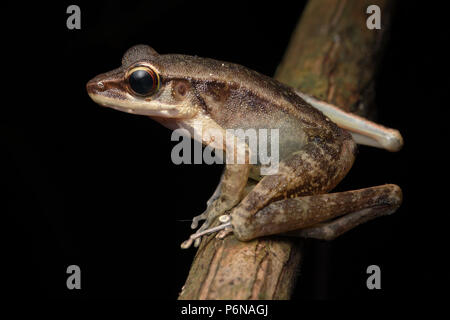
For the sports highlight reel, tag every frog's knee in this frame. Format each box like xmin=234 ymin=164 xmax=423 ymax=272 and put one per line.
xmin=336 ymin=136 xmax=357 ymax=180
xmin=230 ymin=208 xmax=254 ymax=241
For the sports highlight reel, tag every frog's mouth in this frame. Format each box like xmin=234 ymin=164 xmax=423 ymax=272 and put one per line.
xmin=88 ymin=92 xmax=179 ymax=117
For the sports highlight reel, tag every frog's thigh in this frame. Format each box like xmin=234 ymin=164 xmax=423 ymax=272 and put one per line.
xmin=233 ymin=184 xmax=402 ymax=241
xmin=231 ymin=138 xmax=356 ymax=239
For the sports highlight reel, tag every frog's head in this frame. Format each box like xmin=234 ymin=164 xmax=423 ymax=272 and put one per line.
xmin=87 ymin=45 xmax=200 ymax=119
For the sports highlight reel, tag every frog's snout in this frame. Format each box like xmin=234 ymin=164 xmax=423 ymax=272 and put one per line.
xmin=86 ymin=73 xmax=127 ymax=108
xmin=86 ymin=77 xmax=115 ymax=108
xmin=86 ymin=76 xmax=106 ymax=96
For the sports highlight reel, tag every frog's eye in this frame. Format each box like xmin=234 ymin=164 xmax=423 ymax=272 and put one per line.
xmin=126 ymin=66 xmax=160 ymax=96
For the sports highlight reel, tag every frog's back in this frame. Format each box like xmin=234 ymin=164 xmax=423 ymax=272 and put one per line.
xmin=153 ymin=54 xmax=350 ymax=155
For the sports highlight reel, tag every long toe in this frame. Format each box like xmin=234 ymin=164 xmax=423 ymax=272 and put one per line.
xmin=191 ymin=212 xmax=208 ymax=229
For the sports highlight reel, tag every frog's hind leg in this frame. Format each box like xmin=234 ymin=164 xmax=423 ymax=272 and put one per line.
xmin=231 ymin=184 xmax=402 ymax=242
xmin=295 ymin=91 xmax=404 ymax=152
xmin=230 ymin=134 xmax=357 ymax=241
xmin=291 ymin=185 xmax=402 ymax=240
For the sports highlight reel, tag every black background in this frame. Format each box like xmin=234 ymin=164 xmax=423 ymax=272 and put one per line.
xmin=2 ymin=0 xmax=449 ymax=302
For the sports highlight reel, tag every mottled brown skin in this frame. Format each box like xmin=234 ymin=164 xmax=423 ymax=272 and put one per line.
xmin=240 ymin=184 xmax=402 ymax=241
xmin=86 ymin=45 xmax=402 ymax=246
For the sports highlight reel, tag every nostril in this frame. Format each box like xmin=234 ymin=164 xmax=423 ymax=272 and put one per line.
xmin=86 ymin=78 xmax=105 ymax=93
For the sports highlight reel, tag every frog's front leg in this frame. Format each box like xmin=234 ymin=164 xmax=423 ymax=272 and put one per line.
xmin=191 ymin=165 xmax=258 ymax=230
xmin=190 ymin=168 xmax=225 ymax=230
xmin=181 ymin=125 xmax=252 ymax=248
xmin=181 ymin=163 xmax=250 ymax=248
xmin=198 ymin=163 xmax=250 ymax=230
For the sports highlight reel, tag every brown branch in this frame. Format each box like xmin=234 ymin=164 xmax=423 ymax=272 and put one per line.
xmin=178 ymin=0 xmax=394 ymax=300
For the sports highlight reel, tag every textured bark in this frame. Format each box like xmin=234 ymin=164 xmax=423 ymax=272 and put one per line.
xmin=178 ymin=0 xmax=393 ymax=300
xmin=276 ymin=0 xmax=393 ymax=117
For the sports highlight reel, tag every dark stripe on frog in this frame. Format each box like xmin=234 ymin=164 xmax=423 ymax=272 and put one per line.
xmin=161 ymin=71 xmax=347 ymax=147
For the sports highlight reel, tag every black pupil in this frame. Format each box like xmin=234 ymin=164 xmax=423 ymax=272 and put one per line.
xmin=129 ymin=69 xmax=155 ymax=95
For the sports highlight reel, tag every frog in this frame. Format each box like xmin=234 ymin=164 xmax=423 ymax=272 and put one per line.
xmin=86 ymin=45 xmax=403 ymax=249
